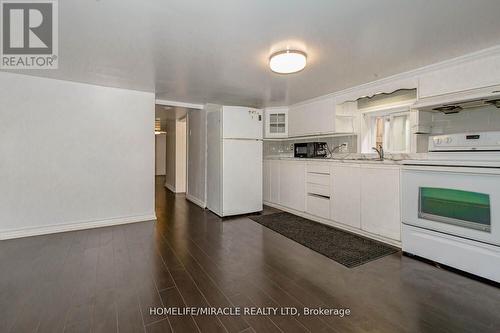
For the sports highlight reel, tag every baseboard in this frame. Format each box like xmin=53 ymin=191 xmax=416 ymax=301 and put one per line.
xmin=165 ymin=182 xmax=176 ymax=193
xmin=186 ymin=194 xmax=206 ymax=208
xmin=264 ymin=201 xmax=401 ymax=248
xmin=0 ymin=214 xmax=157 ymax=240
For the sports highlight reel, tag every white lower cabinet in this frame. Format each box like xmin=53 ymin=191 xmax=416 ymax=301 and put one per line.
xmin=263 ymin=160 xmax=305 ymax=212
xmin=305 ymin=163 xmax=331 ymax=219
xmin=263 ymin=160 xmax=271 ymax=202
xmin=330 ymin=164 xmax=361 ymax=229
xmin=279 ymin=161 xmax=305 ymax=211
xmin=263 ymin=159 xmax=401 ymax=243
xmin=306 ymin=195 xmax=330 ymax=219
xmin=360 ymin=165 xmax=401 ymax=241
xmin=269 ymin=160 xmax=281 ymax=204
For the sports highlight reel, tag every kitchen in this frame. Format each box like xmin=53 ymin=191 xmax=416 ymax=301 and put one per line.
xmin=203 ymin=46 xmax=500 ymax=285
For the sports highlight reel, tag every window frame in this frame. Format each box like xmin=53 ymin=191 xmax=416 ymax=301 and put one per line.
xmin=361 ymin=105 xmax=412 ymax=154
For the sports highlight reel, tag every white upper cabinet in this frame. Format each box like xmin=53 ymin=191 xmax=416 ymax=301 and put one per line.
xmin=334 ymin=101 xmax=357 ymax=134
xmin=418 ymin=52 xmax=500 ymax=98
xmin=264 ymin=107 xmax=288 ymax=138
xmin=288 ymin=97 xmax=336 ymax=137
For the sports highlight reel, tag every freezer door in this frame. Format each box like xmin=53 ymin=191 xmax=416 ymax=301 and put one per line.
xmin=222 ymin=139 xmax=263 ymax=216
xmin=222 ymin=106 xmax=263 ymax=140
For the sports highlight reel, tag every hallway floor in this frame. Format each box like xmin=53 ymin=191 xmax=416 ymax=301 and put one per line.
xmin=1 ymin=176 xmax=499 ymax=332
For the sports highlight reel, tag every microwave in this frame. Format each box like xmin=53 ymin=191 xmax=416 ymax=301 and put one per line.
xmin=294 ymin=142 xmax=328 ymax=158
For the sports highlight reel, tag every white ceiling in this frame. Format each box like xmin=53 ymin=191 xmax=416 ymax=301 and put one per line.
xmin=5 ymin=0 xmax=500 ymax=107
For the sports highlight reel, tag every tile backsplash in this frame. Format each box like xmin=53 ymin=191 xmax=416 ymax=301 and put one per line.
xmin=264 ymin=135 xmax=357 ymax=158
xmin=414 ymin=105 xmax=500 ymax=153
xmin=430 ymin=105 xmax=500 ymax=134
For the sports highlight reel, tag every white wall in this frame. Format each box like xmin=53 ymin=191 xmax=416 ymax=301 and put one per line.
xmin=164 ymin=118 xmax=187 ymax=193
xmin=186 ymin=109 xmax=207 ymax=206
xmin=165 ymin=119 xmax=176 ymax=191
xmin=175 ymin=120 xmax=187 ymax=193
xmin=155 ymin=134 xmax=166 ymax=175
xmin=0 ymin=72 xmax=156 ymax=239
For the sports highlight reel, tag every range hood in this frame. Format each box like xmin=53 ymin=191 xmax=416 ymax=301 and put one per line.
xmin=413 ymin=85 xmax=500 ymax=114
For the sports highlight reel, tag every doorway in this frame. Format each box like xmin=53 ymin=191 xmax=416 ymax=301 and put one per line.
xmin=155 ymin=105 xmax=187 ymax=193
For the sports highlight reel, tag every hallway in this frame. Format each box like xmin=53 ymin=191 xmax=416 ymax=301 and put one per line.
xmin=0 ymin=176 xmax=499 ymax=332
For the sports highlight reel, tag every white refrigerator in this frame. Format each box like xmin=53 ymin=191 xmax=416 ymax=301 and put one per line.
xmin=206 ymin=104 xmax=263 ymax=217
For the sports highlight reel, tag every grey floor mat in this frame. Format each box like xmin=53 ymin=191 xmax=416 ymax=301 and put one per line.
xmin=249 ymin=212 xmax=399 ymax=268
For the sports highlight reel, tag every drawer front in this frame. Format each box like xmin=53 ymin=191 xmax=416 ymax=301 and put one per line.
xmin=306 ymin=194 xmax=330 ymax=219
xmin=306 ymin=173 xmax=330 ymax=185
xmin=306 ymin=183 xmax=330 ymax=197
xmin=306 ymin=164 xmax=330 ymax=175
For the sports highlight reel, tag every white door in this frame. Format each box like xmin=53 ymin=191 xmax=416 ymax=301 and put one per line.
xmin=360 ymin=166 xmax=401 ymax=241
xmin=331 ymin=164 xmax=361 ymax=228
xmin=223 ymin=106 xmax=263 ymax=140
xmin=222 ymin=139 xmax=262 ymax=216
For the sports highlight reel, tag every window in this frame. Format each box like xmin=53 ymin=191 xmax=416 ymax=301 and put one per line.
xmin=367 ymin=111 xmax=410 ymax=153
xmin=419 ymin=187 xmax=491 ymax=232
xmin=358 ymin=88 xmax=416 ymax=154
xmin=269 ymin=112 xmax=286 ymax=134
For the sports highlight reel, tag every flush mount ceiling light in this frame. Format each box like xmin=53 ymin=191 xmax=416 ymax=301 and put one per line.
xmin=269 ymin=50 xmax=307 ymax=74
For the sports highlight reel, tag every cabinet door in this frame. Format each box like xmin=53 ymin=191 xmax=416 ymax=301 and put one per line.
xmin=263 ymin=160 xmax=271 ymax=202
xmin=269 ymin=160 xmax=281 ymax=204
xmin=288 ymin=103 xmax=307 ymax=137
xmin=331 ymin=164 xmax=361 ymax=228
xmin=334 ymin=101 xmax=356 ymax=134
xmin=264 ymin=108 xmax=288 ymax=138
xmin=360 ymin=166 xmax=401 ymax=241
xmin=289 ymin=97 xmax=335 ymax=136
xmin=279 ymin=161 xmax=305 ymax=211
xmin=419 ymin=53 xmax=500 ymax=98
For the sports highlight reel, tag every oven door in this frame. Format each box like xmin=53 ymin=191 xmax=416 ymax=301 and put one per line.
xmin=402 ymin=165 xmax=500 ymax=246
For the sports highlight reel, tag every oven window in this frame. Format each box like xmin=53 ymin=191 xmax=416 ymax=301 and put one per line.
xmin=419 ymin=187 xmax=491 ymax=232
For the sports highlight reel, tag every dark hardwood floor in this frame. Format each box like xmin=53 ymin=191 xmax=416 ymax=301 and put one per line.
xmin=1 ymin=176 xmax=499 ymax=332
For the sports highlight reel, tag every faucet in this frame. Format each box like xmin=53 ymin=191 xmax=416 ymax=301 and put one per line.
xmin=372 ymin=145 xmax=384 ymax=161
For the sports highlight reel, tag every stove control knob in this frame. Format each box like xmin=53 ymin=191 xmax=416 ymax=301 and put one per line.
xmin=446 ymin=137 xmax=453 ymax=144
xmin=434 ymin=138 xmax=442 ymax=145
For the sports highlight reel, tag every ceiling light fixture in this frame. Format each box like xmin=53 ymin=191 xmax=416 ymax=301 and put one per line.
xmin=269 ymin=50 xmax=307 ymax=74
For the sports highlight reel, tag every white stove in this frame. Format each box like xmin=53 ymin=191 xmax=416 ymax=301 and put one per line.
xmin=428 ymin=131 xmax=500 ymax=152
xmin=401 ymin=131 xmax=500 ymax=283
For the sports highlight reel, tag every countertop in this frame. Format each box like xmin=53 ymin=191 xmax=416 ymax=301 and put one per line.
xmin=263 ymin=156 xmax=403 ymax=165
xmin=264 ymin=153 xmax=500 ymax=167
